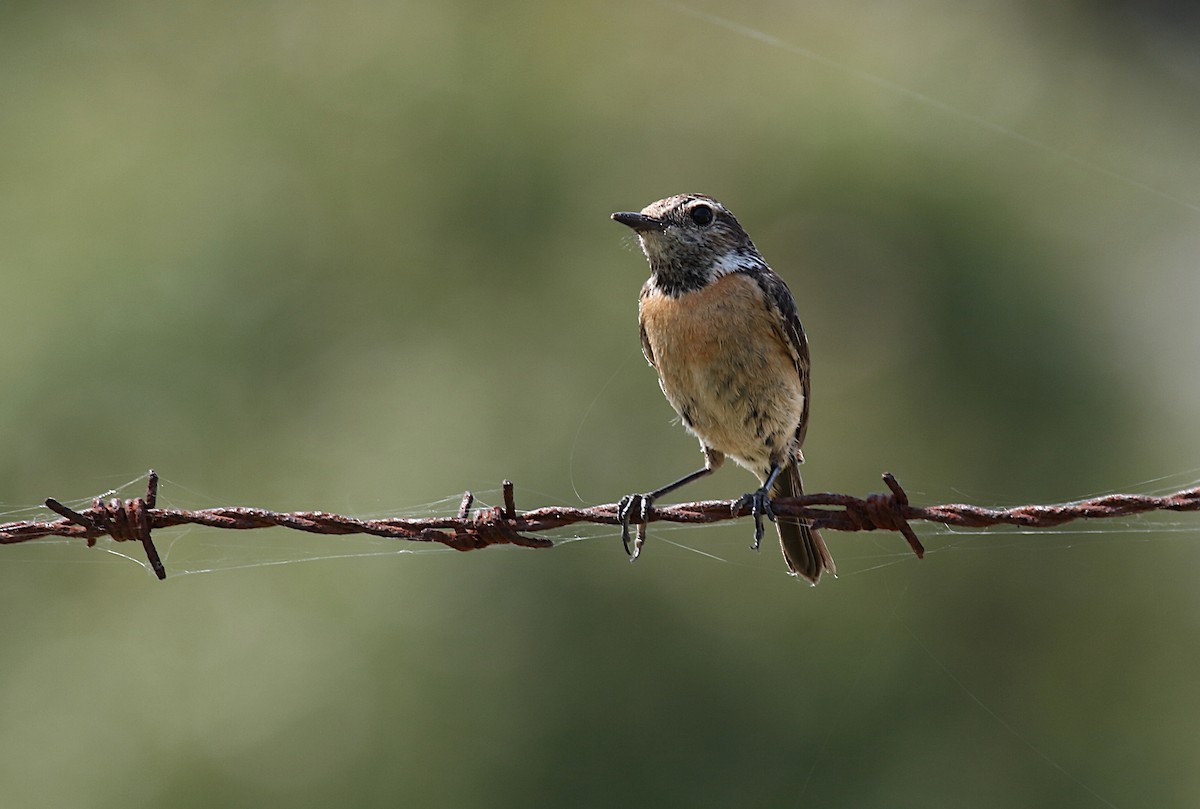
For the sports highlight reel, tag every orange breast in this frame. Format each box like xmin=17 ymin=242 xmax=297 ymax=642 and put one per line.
xmin=639 ymin=273 xmax=806 ymax=473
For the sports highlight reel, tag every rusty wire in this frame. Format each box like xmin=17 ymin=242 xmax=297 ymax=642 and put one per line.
xmin=2 ymin=470 xmax=1198 ymax=580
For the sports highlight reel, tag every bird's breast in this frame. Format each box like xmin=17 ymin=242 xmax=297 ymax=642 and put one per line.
xmin=639 ymin=272 xmax=806 ymax=473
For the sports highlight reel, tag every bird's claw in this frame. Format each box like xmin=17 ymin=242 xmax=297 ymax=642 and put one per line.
xmin=617 ymin=493 xmax=654 ymax=560
xmin=733 ymin=486 xmax=776 ymax=550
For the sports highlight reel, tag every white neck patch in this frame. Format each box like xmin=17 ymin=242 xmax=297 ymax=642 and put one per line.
xmin=709 ymin=249 xmax=763 ymax=278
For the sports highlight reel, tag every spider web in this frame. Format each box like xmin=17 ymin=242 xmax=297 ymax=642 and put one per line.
xmin=3 ymin=466 xmax=1197 ymax=581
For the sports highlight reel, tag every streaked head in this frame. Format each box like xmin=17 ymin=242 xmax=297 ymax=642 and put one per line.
xmin=611 ymin=194 xmax=764 ymax=295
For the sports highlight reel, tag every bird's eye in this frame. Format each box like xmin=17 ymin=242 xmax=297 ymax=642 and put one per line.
xmin=689 ymin=204 xmax=714 ymax=227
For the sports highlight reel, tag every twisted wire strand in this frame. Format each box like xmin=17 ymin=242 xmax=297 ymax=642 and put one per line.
xmin=3 ymin=471 xmax=1198 ymax=579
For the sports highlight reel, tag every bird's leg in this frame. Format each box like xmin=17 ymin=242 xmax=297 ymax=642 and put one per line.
xmin=618 ymin=467 xmax=712 ymax=559
xmin=734 ymin=464 xmax=784 ymax=550
xmin=619 ymin=449 xmax=723 ymax=560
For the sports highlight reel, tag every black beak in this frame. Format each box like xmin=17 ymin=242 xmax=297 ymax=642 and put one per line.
xmin=611 ymin=211 xmax=666 ymax=233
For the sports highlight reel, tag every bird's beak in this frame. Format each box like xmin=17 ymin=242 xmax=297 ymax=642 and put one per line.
xmin=611 ymin=211 xmax=666 ymax=233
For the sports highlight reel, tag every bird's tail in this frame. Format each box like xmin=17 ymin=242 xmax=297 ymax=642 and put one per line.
xmin=772 ymin=460 xmax=836 ymax=584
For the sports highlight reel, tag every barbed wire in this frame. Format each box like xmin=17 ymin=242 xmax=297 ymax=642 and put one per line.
xmin=2 ymin=470 xmax=1198 ymax=580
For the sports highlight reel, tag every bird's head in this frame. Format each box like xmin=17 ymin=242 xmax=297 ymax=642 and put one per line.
xmin=611 ymin=194 xmax=764 ymax=295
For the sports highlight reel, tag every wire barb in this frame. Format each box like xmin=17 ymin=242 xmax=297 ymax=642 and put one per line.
xmin=3 ymin=471 xmax=1199 ymax=580
xmin=834 ymin=472 xmax=925 ymax=558
xmin=457 ymin=491 xmax=474 ymax=520
xmin=502 ymin=480 xmax=517 ymax=521
xmin=42 ymin=471 xmax=166 ymax=580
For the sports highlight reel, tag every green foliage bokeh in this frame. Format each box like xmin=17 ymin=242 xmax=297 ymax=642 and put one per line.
xmin=2 ymin=2 xmax=1199 ymax=807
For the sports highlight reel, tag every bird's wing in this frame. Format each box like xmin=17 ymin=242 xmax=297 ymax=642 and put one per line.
xmin=755 ymin=268 xmax=812 ymax=449
xmin=637 ymin=280 xmax=657 ymax=369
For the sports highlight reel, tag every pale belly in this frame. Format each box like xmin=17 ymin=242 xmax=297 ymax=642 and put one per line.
xmin=640 ymin=274 xmax=806 ymax=478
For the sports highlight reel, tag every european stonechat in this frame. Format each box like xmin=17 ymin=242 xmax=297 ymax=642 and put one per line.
xmin=611 ymin=194 xmax=835 ymax=584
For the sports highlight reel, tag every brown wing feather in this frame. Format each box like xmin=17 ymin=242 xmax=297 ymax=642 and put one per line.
xmin=637 ymin=280 xmax=657 ymax=369
xmin=749 ymin=268 xmax=812 ymax=449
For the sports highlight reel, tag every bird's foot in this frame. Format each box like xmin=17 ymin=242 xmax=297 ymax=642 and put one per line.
xmin=733 ymin=486 xmax=776 ymax=550
xmin=617 ymin=493 xmax=654 ymax=560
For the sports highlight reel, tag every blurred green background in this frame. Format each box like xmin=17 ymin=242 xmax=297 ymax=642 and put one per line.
xmin=3 ymin=1 xmax=1199 ymax=806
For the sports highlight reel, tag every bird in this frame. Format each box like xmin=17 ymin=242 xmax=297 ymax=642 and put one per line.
xmin=610 ymin=193 xmax=835 ymax=583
